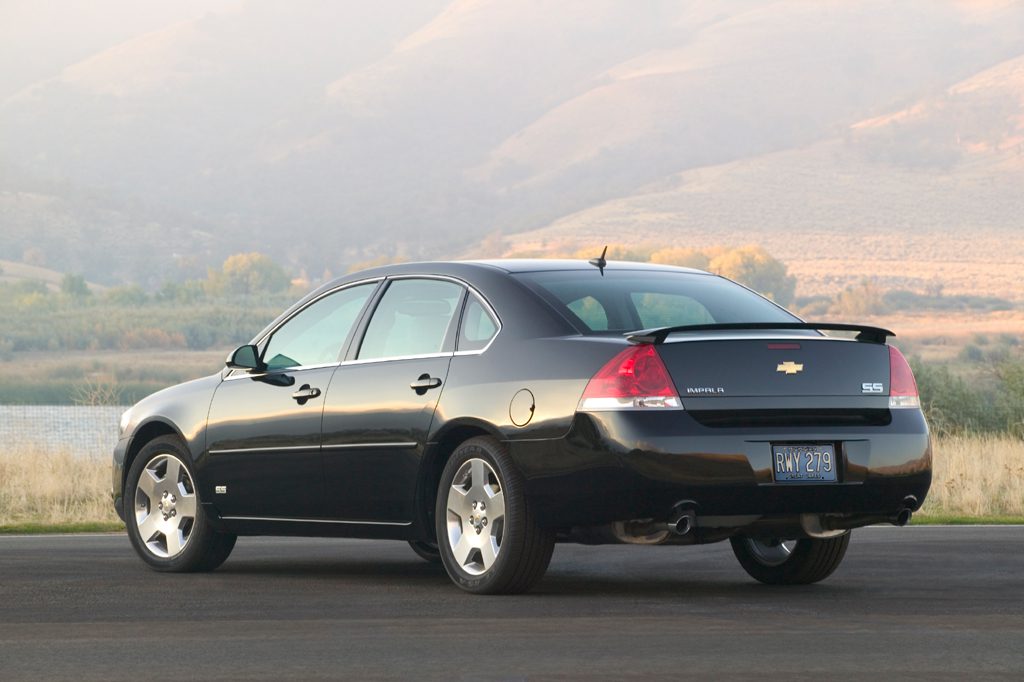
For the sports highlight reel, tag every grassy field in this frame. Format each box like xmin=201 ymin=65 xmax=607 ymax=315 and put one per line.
xmin=920 ymin=435 xmax=1024 ymax=517
xmin=0 ymin=448 xmax=122 ymax=530
xmin=1 ymin=436 xmax=1019 ymax=532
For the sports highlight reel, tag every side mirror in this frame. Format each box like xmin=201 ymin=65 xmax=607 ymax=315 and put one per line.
xmin=226 ymin=344 xmax=263 ymax=371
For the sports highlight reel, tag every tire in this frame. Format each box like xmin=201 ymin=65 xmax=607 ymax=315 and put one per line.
xmin=125 ymin=435 xmax=237 ymax=572
xmin=730 ymin=532 xmax=851 ymax=585
xmin=435 ymin=436 xmax=554 ymax=594
xmin=408 ymin=540 xmax=442 ymax=564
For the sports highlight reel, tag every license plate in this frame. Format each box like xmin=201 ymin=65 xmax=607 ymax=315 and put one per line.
xmin=772 ymin=443 xmax=838 ymax=483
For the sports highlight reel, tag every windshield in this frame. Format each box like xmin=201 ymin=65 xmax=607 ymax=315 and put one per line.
xmin=515 ymin=270 xmax=799 ymax=334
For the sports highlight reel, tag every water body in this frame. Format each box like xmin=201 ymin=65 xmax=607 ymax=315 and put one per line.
xmin=0 ymin=405 xmax=125 ymax=458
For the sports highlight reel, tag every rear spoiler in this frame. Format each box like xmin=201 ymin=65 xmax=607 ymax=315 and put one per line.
xmin=625 ymin=322 xmax=895 ymax=345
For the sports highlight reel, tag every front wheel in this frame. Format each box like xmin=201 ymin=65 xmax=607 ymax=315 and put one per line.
xmin=435 ymin=436 xmax=554 ymax=594
xmin=125 ymin=435 xmax=236 ymax=572
xmin=730 ymin=533 xmax=851 ymax=585
xmin=407 ymin=540 xmax=442 ymax=564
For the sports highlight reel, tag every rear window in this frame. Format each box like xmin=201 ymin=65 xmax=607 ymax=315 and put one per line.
xmin=515 ymin=270 xmax=798 ymax=334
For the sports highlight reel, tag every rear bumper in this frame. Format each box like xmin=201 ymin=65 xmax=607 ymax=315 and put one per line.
xmin=508 ymin=409 xmax=931 ymax=529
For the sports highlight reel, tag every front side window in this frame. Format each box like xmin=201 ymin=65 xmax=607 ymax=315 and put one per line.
xmin=262 ymin=283 xmax=376 ymax=370
xmin=358 ymin=279 xmax=464 ymax=360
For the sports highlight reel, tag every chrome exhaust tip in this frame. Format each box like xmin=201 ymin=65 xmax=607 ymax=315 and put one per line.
xmin=672 ymin=514 xmax=693 ymax=536
xmin=893 ymin=508 xmax=912 ymax=527
xmin=668 ymin=505 xmax=697 ymax=536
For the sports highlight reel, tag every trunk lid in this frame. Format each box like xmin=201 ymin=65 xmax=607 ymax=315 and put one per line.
xmin=655 ymin=335 xmax=891 ymax=401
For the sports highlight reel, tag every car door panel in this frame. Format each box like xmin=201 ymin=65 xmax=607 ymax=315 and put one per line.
xmin=203 ymin=366 xmax=335 ymax=519
xmin=321 ymin=356 xmax=452 ymax=522
xmin=200 ymin=281 xmax=379 ymax=520
xmin=318 ymin=277 xmax=464 ymax=523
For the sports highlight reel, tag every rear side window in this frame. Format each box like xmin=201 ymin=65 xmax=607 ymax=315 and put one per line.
xmin=515 ymin=270 xmax=797 ymax=334
xmin=458 ymin=295 xmax=499 ymax=352
xmin=358 ymin=278 xmax=463 ymax=360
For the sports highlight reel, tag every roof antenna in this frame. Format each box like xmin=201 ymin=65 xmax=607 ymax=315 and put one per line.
xmin=588 ymin=245 xmax=608 ymax=276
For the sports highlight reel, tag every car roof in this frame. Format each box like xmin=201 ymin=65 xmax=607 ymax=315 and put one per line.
xmin=462 ymin=259 xmax=709 ymax=275
xmin=271 ymin=258 xmax=715 ymax=345
xmin=312 ymin=258 xmax=711 ymax=301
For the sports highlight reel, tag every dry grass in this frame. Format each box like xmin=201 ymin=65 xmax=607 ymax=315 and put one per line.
xmin=1 ymin=437 xmax=1021 ymax=527
xmin=922 ymin=435 xmax=1024 ymax=517
xmin=0 ymin=448 xmax=119 ymax=526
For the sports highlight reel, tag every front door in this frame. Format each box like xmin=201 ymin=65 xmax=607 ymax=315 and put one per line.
xmin=205 ymin=366 xmax=337 ymax=518
xmin=202 ymin=281 xmax=379 ymax=519
xmin=321 ymin=277 xmax=464 ymax=522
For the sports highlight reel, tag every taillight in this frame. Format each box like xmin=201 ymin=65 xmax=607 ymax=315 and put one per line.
xmin=578 ymin=345 xmax=682 ymax=411
xmin=888 ymin=346 xmax=920 ymax=409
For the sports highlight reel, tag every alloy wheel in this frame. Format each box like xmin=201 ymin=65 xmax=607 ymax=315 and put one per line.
xmin=133 ymin=454 xmax=197 ymax=558
xmin=445 ymin=458 xmax=505 ymax=576
xmin=744 ymin=538 xmax=798 ymax=567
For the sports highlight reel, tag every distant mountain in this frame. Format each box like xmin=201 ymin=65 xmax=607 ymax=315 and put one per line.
xmin=1 ymin=0 xmax=1022 ymax=286
xmin=0 ymin=0 xmax=240 ymax=101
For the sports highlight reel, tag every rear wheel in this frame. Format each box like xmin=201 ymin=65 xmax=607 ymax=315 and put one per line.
xmin=125 ymin=435 xmax=236 ymax=572
xmin=730 ymin=533 xmax=850 ymax=585
xmin=436 ymin=436 xmax=554 ymax=594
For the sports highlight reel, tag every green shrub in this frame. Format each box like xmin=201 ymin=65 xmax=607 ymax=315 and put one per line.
xmin=913 ymin=360 xmax=995 ymax=435
xmin=832 ymin=280 xmax=887 ymax=316
xmin=959 ymin=344 xmax=985 ymax=363
xmin=913 ymin=358 xmax=1024 ymax=437
xmin=995 ymin=362 xmax=1024 ymax=437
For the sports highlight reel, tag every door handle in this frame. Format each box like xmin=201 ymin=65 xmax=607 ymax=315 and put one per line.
xmin=291 ymin=384 xmax=322 ymax=404
xmin=409 ymin=374 xmax=442 ymax=395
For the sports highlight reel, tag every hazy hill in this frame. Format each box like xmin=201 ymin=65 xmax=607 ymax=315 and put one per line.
xmin=1 ymin=0 xmax=1022 ymax=286
xmin=0 ymin=258 xmax=104 ymax=293
xmin=510 ymin=52 xmax=1024 ymax=299
xmin=0 ymin=0 xmax=240 ymax=101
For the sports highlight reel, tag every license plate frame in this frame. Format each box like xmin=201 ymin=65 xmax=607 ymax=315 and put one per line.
xmin=771 ymin=443 xmax=839 ymax=484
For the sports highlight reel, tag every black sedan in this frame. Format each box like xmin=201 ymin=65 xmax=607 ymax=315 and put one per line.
xmin=113 ymin=259 xmax=931 ymax=593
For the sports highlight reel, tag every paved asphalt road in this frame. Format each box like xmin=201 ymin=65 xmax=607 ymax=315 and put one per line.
xmin=1 ymin=527 xmax=1021 ymax=681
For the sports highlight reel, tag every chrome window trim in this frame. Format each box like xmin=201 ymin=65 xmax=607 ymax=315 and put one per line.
xmin=349 ymin=274 xmax=503 ymax=364
xmin=453 ymin=290 xmax=501 ymax=356
xmin=224 ymin=361 xmax=341 ymax=381
xmin=253 ymin=277 xmax=385 ymax=349
xmin=352 ymin=274 xmax=465 ymax=362
xmin=223 ymin=278 xmax=384 ymax=378
xmin=220 ymin=516 xmax=411 ymax=527
xmin=223 ymin=273 xmax=503 ymax=378
xmin=341 ymin=351 xmax=452 ymax=366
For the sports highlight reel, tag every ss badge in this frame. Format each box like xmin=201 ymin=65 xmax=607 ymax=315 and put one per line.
xmin=862 ymin=382 xmax=884 ymax=394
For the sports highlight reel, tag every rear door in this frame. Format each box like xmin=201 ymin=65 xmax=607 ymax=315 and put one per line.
xmin=320 ymin=277 xmax=465 ymax=522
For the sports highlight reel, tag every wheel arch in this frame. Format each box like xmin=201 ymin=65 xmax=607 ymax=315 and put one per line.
xmin=415 ymin=419 xmax=505 ymax=540
xmin=123 ymin=419 xmax=189 ymax=491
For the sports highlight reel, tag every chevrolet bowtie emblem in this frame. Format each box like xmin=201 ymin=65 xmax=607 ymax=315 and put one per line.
xmin=777 ymin=361 xmax=804 ymax=375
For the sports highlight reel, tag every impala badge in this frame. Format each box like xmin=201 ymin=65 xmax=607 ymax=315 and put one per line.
xmin=777 ymin=361 xmax=804 ymax=375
